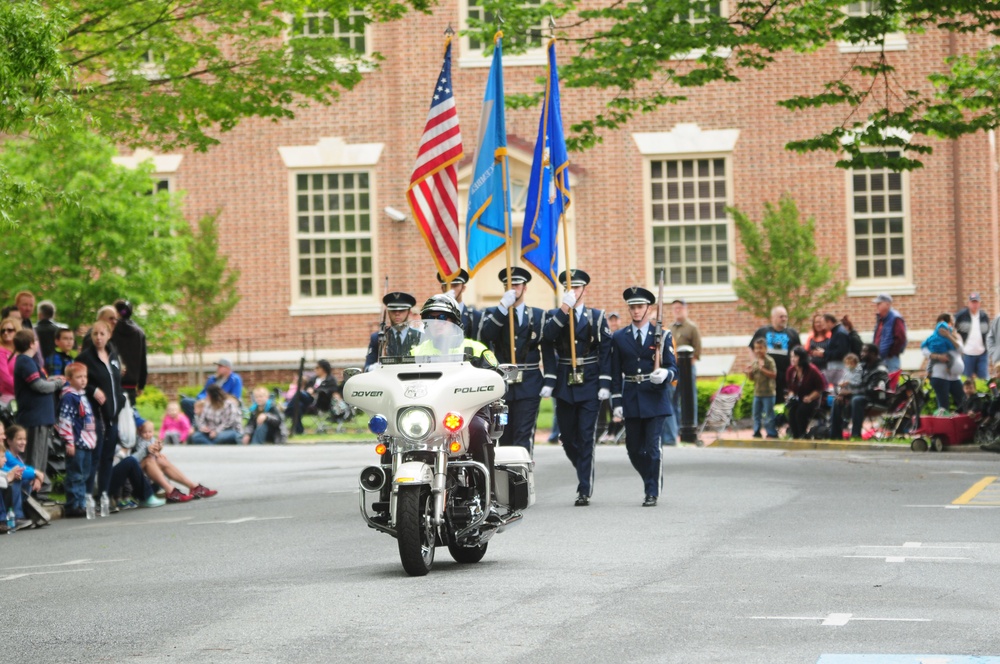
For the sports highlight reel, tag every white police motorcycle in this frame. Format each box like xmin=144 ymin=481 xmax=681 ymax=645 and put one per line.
xmin=343 ymin=319 xmax=535 ymax=576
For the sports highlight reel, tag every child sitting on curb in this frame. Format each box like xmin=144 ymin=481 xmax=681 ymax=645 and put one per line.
xmin=134 ymin=420 xmax=217 ymax=502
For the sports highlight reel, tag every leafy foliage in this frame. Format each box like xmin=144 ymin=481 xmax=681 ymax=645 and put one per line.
xmin=175 ymin=213 xmax=242 ymax=382
xmin=730 ymin=197 xmax=847 ymax=331
xmin=0 ymin=131 xmax=186 ymax=346
xmin=1 ymin=0 xmax=433 ymax=213
xmin=467 ymin=0 xmax=1000 ymax=169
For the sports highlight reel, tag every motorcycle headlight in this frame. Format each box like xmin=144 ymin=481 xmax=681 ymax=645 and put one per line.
xmin=397 ymin=407 xmax=434 ymax=440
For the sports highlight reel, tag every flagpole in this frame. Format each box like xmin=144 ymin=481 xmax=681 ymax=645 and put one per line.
xmin=547 ymin=28 xmax=578 ymax=378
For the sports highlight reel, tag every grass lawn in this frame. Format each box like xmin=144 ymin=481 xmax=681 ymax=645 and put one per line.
xmin=136 ymin=398 xmax=558 ymax=444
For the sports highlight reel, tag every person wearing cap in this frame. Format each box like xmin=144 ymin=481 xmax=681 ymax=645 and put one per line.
xmin=872 ymin=293 xmax=907 ymax=373
xmin=480 ymin=267 xmax=549 ymax=455
xmin=662 ymin=298 xmax=702 ymax=445
xmin=437 ymin=268 xmax=483 ymax=340
xmin=610 ymin=287 xmax=677 ymax=507
xmin=955 ymin=293 xmax=990 ymax=380
xmin=181 ymin=357 xmax=244 ymax=422
xmin=364 ymin=292 xmax=420 ymax=371
xmin=110 ymin=298 xmax=148 ymax=405
xmin=607 ymin=312 xmax=621 ymax=333
xmin=541 ymin=269 xmax=613 ymax=507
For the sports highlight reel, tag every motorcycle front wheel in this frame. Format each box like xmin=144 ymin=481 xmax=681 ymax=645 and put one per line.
xmin=448 ymin=541 xmax=488 ymax=564
xmin=397 ymin=485 xmax=435 ymax=576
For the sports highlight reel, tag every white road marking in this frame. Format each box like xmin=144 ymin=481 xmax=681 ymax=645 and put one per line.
xmin=844 ymin=555 xmax=969 ymax=563
xmin=905 ymin=504 xmax=1000 ymax=509
xmin=0 ymin=558 xmax=127 ymax=571
xmin=187 ymin=516 xmax=293 ymax=526
xmin=751 ymin=613 xmax=930 ymax=626
xmin=0 ymin=569 xmax=95 ymax=582
xmin=72 ymin=516 xmax=195 ymax=529
xmin=857 ymin=542 xmax=975 ymax=549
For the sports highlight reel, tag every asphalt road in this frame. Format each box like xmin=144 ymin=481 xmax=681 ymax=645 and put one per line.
xmin=4 ymin=443 xmax=1000 ymax=663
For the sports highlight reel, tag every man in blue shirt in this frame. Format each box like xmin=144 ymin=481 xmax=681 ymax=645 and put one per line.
xmin=181 ymin=358 xmax=244 ymax=421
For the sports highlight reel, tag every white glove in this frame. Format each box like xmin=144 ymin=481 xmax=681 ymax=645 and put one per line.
xmin=650 ymin=368 xmax=669 ymax=385
xmin=562 ymin=290 xmax=577 ymax=309
xmin=613 ymin=406 xmax=623 ymax=419
xmin=499 ymin=289 xmax=516 ymax=313
xmin=598 ymin=388 xmax=610 ymax=400
xmin=365 ymin=365 xmax=377 ymax=372
xmin=539 ymin=385 xmax=553 ymax=398
xmin=447 ymin=287 xmax=460 ymax=302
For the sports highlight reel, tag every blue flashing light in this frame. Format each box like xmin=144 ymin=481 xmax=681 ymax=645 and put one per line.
xmin=369 ymin=414 xmax=389 ymax=435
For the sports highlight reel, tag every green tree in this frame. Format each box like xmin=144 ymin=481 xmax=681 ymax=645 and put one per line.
xmin=730 ymin=197 xmax=846 ymax=331
xmin=476 ymin=0 xmax=1000 ymax=170
xmin=176 ymin=213 xmax=242 ymax=383
xmin=0 ymin=131 xmax=186 ymax=345
xmin=0 ymin=0 xmax=431 ymax=213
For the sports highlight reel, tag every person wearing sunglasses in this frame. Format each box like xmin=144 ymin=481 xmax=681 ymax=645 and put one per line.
xmin=0 ymin=317 xmax=20 ymax=405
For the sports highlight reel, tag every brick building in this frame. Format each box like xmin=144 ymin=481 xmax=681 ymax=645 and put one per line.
xmin=123 ymin=2 xmax=1000 ymax=391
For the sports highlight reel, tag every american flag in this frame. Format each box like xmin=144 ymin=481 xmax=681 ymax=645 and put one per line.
xmin=406 ymin=38 xmax=464 ymax=281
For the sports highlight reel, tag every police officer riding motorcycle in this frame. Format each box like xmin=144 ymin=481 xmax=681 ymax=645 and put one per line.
xmin=344 ymin=293 xmax=535 ymax=576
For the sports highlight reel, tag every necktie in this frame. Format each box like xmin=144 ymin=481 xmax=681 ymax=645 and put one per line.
xmin=635 ymin=328 xmax=642 ymax=345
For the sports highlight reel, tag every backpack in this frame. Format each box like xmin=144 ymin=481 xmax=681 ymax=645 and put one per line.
xmin=848 ymin=329 xmax=863 ymax=356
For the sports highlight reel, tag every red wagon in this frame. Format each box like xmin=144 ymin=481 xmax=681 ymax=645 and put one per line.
xmin=910 ymin=414 xmax=978 ymax=452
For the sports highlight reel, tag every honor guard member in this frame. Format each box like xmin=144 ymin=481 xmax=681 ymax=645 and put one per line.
xmin=364 ymin=292 xmax=420 ymax=371
xmin=480 ymin=267 xmax=548 ymax=455
xmin=437 ymin=268 xmax=483 ymax=340
xmin=610 ymin=287 xmax=677 ymax=507
xmin=541 ymin=269 xmax=613 ymax=506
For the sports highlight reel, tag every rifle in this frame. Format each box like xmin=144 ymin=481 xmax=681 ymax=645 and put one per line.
xmin=376 ymin=276 xmax=389 ymax=360
xmin=654 ymin=269 xmax=665 ymax=371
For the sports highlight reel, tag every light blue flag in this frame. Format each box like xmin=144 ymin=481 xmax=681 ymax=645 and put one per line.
xmin=522 ymin=40 xmax=570 ymax=292
xmin=466 ymin=35 xmax=511 ymax=277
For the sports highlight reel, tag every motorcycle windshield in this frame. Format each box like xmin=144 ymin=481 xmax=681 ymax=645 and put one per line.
xmin=380 ymin=320 xmax=469 ymax=364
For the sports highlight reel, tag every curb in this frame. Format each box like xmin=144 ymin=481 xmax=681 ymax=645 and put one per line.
xmin=706 ymin=437 xmax=988 ymax=453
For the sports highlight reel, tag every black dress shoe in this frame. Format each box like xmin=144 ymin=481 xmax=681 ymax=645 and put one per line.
xmin=574 ymin=494 xmax=590 ymax=507
xmin=642 ymin=495 xmax=657 ymax=507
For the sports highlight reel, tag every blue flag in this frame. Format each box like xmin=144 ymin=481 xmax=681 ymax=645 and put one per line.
xmin=466 ymin=35 xmax=511 ymax=277
xmin=522 ymin=40 xmax=570 ymax=291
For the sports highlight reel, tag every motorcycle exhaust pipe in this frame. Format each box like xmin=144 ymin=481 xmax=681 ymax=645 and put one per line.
xmin=359 ymin=466 xmax=387 ymax=492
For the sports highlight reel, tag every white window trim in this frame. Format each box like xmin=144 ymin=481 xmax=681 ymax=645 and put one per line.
xmin=282 ymin=10 xmax=376 ymax=72
xmin=457 ymin=1 xmax=546 ymax=69
xmin=284 ymin=139 xmax=382 ymax=316
xmin=837 ymin=4 xmax=908 ymax=53
xmin=667 ymin=0 xmax=733 ymax=61
xmin=637 ymin=125 xmax=739 ymax=302
xmin=112 ymin=149 xmax=183 ymax=174
xmin=278 ymin=136 xmax=384 ymax=170
xmin=838 ymin=33 xmax=908 ymax=53
xmin=844 ymin=160 xmax=913 ymax=293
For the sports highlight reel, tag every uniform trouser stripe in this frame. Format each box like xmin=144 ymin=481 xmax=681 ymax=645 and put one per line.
xmin=556 ymin=398 xmax=601 ymax=497
xmin=624 ymin=415 xmax=666 ymax=497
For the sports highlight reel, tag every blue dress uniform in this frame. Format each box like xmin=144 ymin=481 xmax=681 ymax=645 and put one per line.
xmin=436 ymin=268 xmax=483 ymax=341
xmin=541 ymin=270 xmax=612 ymax=504
xmin=610 ymin=287 xmax=677 ymax=506
xmin=363 ymin=292 xmax=421 ymax=371
xmin=480 ymin=267 xmax=547 ymax=455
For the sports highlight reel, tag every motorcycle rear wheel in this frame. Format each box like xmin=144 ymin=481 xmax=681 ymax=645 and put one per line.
xmin=448 ymin=541 xmax=488 ymax=564
xmin=397 ymin=485 xmax=435 ymax=576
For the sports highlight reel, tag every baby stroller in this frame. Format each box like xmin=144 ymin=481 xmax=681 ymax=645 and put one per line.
xmin=699 ymin=374 xmax=746 ymax=441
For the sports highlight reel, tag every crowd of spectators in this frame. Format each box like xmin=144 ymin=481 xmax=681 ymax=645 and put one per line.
xmin=0 ymin=292 xmax=220 ymax=533
xmin=746 ymin=292 xmax=1000 ymax=441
